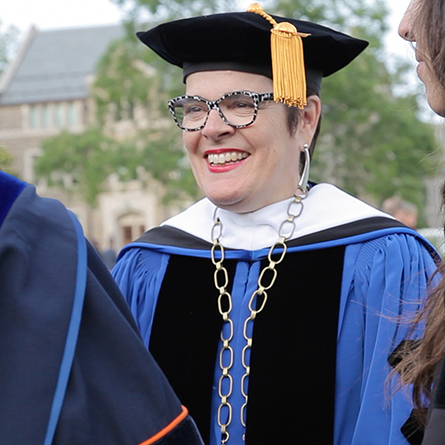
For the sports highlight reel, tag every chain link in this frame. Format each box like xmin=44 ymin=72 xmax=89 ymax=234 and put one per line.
xmin=211 ymin=194 xmax=305 ymax=443
xmin=212 ymin=210 xmax=235 ymax=444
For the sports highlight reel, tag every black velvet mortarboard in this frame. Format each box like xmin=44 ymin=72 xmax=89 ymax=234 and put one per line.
xmin=136 ymin=9 xmax=368 ymax=96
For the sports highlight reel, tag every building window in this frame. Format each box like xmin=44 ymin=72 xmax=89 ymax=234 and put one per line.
xmin=29 ymin=105 xmax=39 ymax=128
xmin=42 ymin=104 xmax=51 ymax=127
xmin=28 ymin=102 xmax=81 ymax=129
xmin=68 ymin=102 xmax=77 ymax=126
xmin=54 ymin=103 xmax=65 ymax=128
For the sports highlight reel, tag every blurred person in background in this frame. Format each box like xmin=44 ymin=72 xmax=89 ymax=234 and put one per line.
xmin=382 ymin=196 xmax=418 ymax=230
xmin=102 ymin=236 xmax=118 ymax=269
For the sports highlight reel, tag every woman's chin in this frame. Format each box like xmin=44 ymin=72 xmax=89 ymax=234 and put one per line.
xmin=427 ymin=96 xmax=445 ymax=117
xmin=424 ymin=81 xmax=445 ymax=117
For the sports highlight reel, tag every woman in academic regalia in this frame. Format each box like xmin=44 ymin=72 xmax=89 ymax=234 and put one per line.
xmin=0 ymin=170 xmax=203 ymax=444
xmin=397 ymin=2 xmax=445 ymax=444
xmin=113 ymin=5 xmax=439 ymax=444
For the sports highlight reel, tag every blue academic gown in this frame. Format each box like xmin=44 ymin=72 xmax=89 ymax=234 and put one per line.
xmin=0 ymin=171 xmax=203 ymax=444
xmin=113 ymin=184 xmax=439 ymax=445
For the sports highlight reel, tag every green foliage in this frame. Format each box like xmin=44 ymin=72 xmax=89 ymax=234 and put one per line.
xmin=91 ymin=33 xmax=200 ymax=202
xmin=270 ymin=0 xmax=389 ymax=43
xmin=36 ymin=119 xmax=199 ymax=206
xmin=35 ymin=128 xmax=118 ymax=206
xmin=310 ymin=46 xmax=438 ymax=217
xmin=266 ymin=0 xmax=438 ymax=220
xmin=0 ymin=145 xmax=15 ymax=174
xmin=0 ymin=20 xmax=19 ymax=76
xmin=93 ymin=37 xmax=153 ymax=123
xmin=121 ymin=128 xmax=201 ymax=203
xmin=102 ymin=128 xmax=200 ymax=204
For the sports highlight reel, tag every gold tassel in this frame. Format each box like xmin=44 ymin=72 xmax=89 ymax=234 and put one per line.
xmin=247 ymin=3 xmax=310 ymax=108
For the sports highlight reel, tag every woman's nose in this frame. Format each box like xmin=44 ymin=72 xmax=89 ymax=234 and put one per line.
xmin=398 ymin=1 xmax=416 ymax=41
xmin=201 ymin=109 xmax=235 ymax=140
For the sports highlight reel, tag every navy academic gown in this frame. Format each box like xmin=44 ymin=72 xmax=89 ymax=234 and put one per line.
xmin=113 ymin=184 xmax=439 ymax=445
xmin=0 ymin=171 xmax=203 ymax=445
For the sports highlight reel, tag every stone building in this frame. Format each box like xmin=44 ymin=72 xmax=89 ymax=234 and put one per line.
xmin=0 ymin=24 xmax=180 ymax=252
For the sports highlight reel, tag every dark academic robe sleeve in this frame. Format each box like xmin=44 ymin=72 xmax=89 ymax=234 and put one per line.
xmin=0 ymin=172 xmax=203 ymax=445
xmin=422 ymin=359 xmax=445 ymax=445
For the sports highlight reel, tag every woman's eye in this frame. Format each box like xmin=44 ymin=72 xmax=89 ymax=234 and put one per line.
xmin=227 ymin=100 xmax=254 ymax=109
xmin=184 ymin=104 xmax=206 ymax=115
xmin=235 ymin=102 xmax=251 ymax=108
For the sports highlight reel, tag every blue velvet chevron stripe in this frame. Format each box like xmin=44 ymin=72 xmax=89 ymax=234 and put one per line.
xmin=0 ymin=172 xmax=27 ymax=228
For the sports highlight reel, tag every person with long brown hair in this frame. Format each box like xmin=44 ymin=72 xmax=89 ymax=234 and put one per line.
xmin=398 ymin=1 xmax=445 ymax=443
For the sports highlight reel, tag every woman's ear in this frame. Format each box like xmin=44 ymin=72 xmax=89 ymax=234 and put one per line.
xmin=297 ymin=95 xmax=321 ymax=147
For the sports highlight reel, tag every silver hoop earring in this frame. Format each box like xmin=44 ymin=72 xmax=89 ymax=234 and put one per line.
xmin=298 ymin=144 xmax=310 ymax=192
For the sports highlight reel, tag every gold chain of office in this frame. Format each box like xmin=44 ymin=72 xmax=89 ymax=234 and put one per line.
xmin=210 ymin=192 xmax=306 ymax=444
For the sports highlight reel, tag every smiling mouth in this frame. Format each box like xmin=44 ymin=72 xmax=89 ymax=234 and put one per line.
xmin=207 ymin=151 xmax=249 ymax=166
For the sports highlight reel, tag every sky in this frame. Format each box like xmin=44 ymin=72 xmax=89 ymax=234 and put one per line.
xmin=1 ymin=0 xmax=125 ymax=33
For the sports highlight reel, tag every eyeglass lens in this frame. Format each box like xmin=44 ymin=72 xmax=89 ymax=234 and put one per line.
xmin=173 ymin=93 xmax=256 ymax=129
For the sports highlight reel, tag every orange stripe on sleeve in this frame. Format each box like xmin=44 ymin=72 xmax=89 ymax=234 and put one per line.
xmin=138 ymin=405 xmax=189 ymax=445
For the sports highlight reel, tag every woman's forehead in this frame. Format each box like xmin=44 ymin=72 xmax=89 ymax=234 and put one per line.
xmin=185 ymin=70 xmax=273 ymax=95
